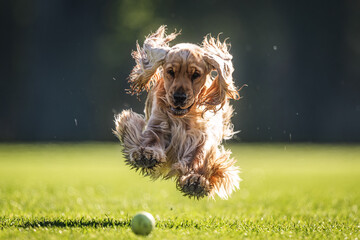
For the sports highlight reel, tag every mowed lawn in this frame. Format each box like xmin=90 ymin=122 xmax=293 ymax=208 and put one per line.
xmin=0 ymin=143 xmax=359 ymax=239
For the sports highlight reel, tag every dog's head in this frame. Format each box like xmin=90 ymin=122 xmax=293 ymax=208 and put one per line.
xmin=162 ymin=43 xmax=209 ymax=116
xmin=129 ymin=26 xmax=240 ymax=117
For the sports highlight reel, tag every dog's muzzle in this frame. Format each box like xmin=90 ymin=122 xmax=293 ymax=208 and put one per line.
xmin=170 ymin=102 xmax=194 ymax=117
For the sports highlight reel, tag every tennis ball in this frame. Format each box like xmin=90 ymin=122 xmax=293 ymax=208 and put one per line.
xmin=131 ymin=211 xmax=155 ymax=236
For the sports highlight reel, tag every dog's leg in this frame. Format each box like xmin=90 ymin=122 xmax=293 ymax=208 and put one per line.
xmin=204 ymin=146 xmax=240 ymax=200
xmin=170 ymin=136 xmax=213 ymax=199
xmin=114 ymin=109 xmax=167 ymax=176
xmin=176 ymin=144 xmax=240 ymax=199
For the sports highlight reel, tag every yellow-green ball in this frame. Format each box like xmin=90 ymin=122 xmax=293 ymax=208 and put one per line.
xmin=131 ymin=212 xmax=155 ymax=236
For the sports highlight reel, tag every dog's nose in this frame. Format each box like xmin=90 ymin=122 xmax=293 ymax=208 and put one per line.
xmin=173 ymin=92 xmax=187 ymax=106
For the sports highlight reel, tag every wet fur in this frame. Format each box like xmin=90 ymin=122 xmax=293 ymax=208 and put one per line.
xmin=114 ymin=26 xmax=241 ymax=199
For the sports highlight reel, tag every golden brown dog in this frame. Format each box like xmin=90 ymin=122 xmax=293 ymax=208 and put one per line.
xmin=114 ymin=26 xmax=242 ymax=199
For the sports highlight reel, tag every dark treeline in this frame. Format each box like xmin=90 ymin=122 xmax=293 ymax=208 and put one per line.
xmin=1 ymin=0 xmax=359 ymax=142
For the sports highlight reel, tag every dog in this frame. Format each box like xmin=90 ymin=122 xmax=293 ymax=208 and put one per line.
xmin=114 ymin=26 xmax=242 ymax=199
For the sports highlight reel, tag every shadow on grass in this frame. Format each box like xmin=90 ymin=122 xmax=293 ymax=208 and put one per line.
xmin=0 ymin=217 xmax=131 ymax=229
xmin=2 ymin=216 xmax=243 ymax=230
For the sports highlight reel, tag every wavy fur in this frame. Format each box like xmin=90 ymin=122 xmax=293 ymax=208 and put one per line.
xmin=114 ymin=26 xmax=242 ymax=199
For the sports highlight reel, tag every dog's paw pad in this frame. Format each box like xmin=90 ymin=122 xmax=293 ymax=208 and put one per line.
xmin=129 ymin=147 xmax=165 ymax=169
xmin=135 ymin=155 xmax=158 ymax=168
xmin=177 ymin=173 xmax=211 ymax=199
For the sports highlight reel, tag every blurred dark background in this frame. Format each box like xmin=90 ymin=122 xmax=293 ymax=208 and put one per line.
xmin=1 ymin=0 xmax=359 ymax=142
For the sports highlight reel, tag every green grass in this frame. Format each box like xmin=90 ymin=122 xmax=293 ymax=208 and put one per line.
xmin=0 ymin=143 xmax=359 ymax=239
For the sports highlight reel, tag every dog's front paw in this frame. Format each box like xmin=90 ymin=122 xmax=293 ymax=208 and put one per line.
xmin=177 ymin=173 xmax=211 ymax=199
xmin=127 ymin=146 xmax=166 ymax=174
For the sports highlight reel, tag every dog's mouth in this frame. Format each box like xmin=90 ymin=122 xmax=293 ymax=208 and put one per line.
xmin=170 ymin=104 xmax=194 ymax=117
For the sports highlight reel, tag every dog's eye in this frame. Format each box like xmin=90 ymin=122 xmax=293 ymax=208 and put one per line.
xmin=191 ymin=72 xmax=201 ymax=80
xmin=167 ymin=69 xmax=175 ymax=78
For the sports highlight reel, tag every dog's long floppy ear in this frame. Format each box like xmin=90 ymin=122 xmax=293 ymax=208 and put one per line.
xmin=129 ymin=25 xmax=180 ymax=95
xmin=201 ymin=35 xmax=240 ymax=112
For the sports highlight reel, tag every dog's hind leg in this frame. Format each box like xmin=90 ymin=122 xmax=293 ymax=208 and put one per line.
xmin=204 ymin=147 xmax=240 ymax=199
